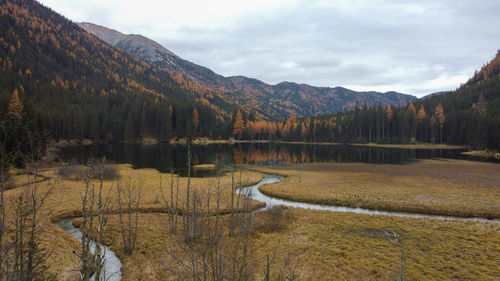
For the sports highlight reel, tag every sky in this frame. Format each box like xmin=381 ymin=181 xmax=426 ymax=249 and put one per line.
xmin=38 ymin=0 xmax=500 ymax=97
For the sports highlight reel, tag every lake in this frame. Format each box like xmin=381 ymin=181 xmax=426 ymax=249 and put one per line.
xmin=57 ymin=143 xmax=497 ymax=177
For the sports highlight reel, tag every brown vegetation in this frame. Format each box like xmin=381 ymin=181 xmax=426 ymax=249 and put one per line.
xmin=462 ymin=150 xmax=500 ymax=159
xmin=63 ymin=208 xmax=499 ymax=281
xmin=58 ymin=163 xmax=120 ymax=181
xmin=251 ymin=159 xmax=500 ymax=218
xmin=3 ymin=160 xmax=500 ymax=280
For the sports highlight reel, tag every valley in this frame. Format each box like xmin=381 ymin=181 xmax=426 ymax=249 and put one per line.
xmin=0 ymin=0 xmax=499 ymax=280
xmin=3 ymin=150 xmax=499 ymax=280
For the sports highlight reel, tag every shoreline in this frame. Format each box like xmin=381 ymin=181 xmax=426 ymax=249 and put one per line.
xmin=50 ymin=138 xmax=468 ymax=150
xmin=461 ymin=150 xmax=500 ymax=159
xmin=349 ymin=142 xmax=467 ymax=149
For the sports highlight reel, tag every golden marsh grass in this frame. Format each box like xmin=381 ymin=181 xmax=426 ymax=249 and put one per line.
xmin=251 ymin=159 xmax=500 ymax=218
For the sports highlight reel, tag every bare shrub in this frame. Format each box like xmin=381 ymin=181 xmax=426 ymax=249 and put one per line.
xmin=75 ymin=161 xmax=111 ymax=281
xmin=101 ymin=165 xmax=120 ymax=180
xmin=0 ymin=168 xmax=54 ymax=281
xmin=58 ymin=164 xmax=85 ymax=180
xmin=160 ymin=170 xmax=179 ymax=233
xmin=390 ymin=241 xmax=413 ymax=281
xmin=58 ymin=162 xmax=119 ymax=181
xmin=167 ymin=166 xmax=257 ymax=281
xmin=253 ymin=206 xmax=292 ymax=233
xmin=116 ymin=175 xmax=142 ymax=255
xmin=264 ymin=252 xmax=297 ymax=281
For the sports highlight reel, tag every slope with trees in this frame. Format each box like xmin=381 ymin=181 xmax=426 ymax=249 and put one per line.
xmin=78 ymin=22 xmax=417 ymax=121
xmin=0 ymin=0 xmax=236 ymax=161
xmin=234 ymin=50 xmax=500 ymax=150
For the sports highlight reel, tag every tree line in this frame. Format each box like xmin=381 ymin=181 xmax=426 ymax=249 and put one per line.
xmin=233 ymin=51 xmax=500 ymax=150
xmin=0 ymin=0 xmax=241 ymax=168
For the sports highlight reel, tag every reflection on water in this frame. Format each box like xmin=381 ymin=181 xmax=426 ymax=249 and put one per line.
xmin=58 ymin=143 xmax=495 ymax=176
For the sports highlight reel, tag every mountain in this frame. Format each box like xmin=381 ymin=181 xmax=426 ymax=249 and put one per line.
xmin=421 ymin=91 xmax=450 ymax=99
xmin=0 ymin=0 xmax=233 ymax=143
xmin=78 ymin=22 xmax=417 ymax=120
xmin=292 ymin=50 xmax=500 ymax=149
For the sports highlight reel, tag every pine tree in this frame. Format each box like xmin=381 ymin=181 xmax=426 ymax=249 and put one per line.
xmin=124 ymin=111 xmax=135 ymax=141
xmin=407 ymin=103 xmax=417 ymax=142
xmin=385 ymin=106 xmax=394 ymax=139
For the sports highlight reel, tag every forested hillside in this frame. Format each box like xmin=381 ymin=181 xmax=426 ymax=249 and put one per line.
xmin=79 ymin=22 xmax=416 ymax=121
xmin=234 ymin=51 xmax=500 ymax=150
xmin=1 ymin=0 xmax=498 ymax=170
xmin=0 ymin=0 xmax=235 ymax=153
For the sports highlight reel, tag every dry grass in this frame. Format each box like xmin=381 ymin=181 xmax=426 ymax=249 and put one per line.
xmin=351 ymin=143 xmax=467 ymax=149
xmin=250 ymin=159 xmax=500 ymax=218
xmin=41 ymin=224 xmax=82 ymax=281
xmin=5 ymin=160 xmax=500 ymax=280
xmin=462 ymin=150 xmax=500 ymax=159
xmin=3 ymin=164 xmax=264 ymax=221
xmin=193 ymin=163 xmax=216 ymax=170
xmin=3 ymin=164 xmax=263 ymax=280
xmin=69 ymin=209 xmax=500 ymax=281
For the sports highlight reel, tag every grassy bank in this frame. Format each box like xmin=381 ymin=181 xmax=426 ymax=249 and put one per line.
xmin=3 ymin=164 xmax=264 ymax=279
xmin=5 ymin=160 xmax=500 ymax=280
xmin=3 ymin=164 xmax=264 ymax=221
xmin=234 ymin=140 xmax=466 ymax=149
xmin=249 ymin=159 xmax=500 ymax=218
xmin=60 ymin=209 xmax=500 ymax=281
xmin=350 ymin=142 xmax=467 ymax=149
xmin=462 ymin=150 xmax=500 ymax=159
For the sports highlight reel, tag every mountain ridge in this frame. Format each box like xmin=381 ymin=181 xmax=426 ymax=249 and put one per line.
xmin=77 ymin=22 xmax=417 ymax=120
xmin=0 ymin=0 xmax=234 ymax=142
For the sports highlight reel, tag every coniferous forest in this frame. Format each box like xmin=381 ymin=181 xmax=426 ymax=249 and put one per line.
xmin=1 ymin=0 xmax=500 ymax=169
xmin=0 ymin=0 xmax=499 ymax=165
xmin=237 ymin=51 xmax=500 ymax=150
xmin=0 ymin=1 xmax=499 ymax=281
xmin=0 ymin=0 xmax=240 ymax=166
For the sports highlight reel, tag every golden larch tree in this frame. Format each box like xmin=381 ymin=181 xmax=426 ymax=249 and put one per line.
xmin=417 ymin=105 xmax=427 ymax=142
xmin=385 ymin=106 xmax=394 ymax=122
xmin=192 ymin=107 xmax=199 ymax=134
xmin=300 ymin=123 xmax=308 ymax=139
xmin=407 ymin=103 xmax=417 ymax=115
xmin=168 ymin=104 xmax=173 ymax=117
xmin=385 ymin=106 xmax=394 ymax=138
xmin=417 ymin=105 xmax=427 ymax=122
xmin=434 ymin=104 xmax=446 ymax=144
xmin=233 ymin=110 xmax=245 ymax=139
xmin=7 ymin=88 xmax=23 ymax=122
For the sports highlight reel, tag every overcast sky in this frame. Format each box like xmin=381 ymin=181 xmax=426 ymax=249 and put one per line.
xmin=38 ymin=0 xmax=500 ymax=97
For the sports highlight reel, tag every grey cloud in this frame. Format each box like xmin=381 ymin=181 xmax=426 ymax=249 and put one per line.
xmin=40 ymin=0 xmax=500 ymax=96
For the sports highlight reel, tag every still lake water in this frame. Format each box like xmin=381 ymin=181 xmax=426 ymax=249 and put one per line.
xmin=58 ymin=143 xmax=497 ymax=177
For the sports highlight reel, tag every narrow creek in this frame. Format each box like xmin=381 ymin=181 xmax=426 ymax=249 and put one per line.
xmin=55 ymin=219 xmax=122 ymax=281
xmin=238 ymin=175 xmax=500 ymax=223
xmin=54 ymin=173 xmax=497 ymax=281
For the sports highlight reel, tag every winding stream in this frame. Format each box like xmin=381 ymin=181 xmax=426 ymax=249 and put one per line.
xmin=56 ymin=219 xmax=122 ymax=281
xmin=238 ymin=175 xmax=500 ymax=223
xmin=54 ymin=173 xmax=497 ymax=281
